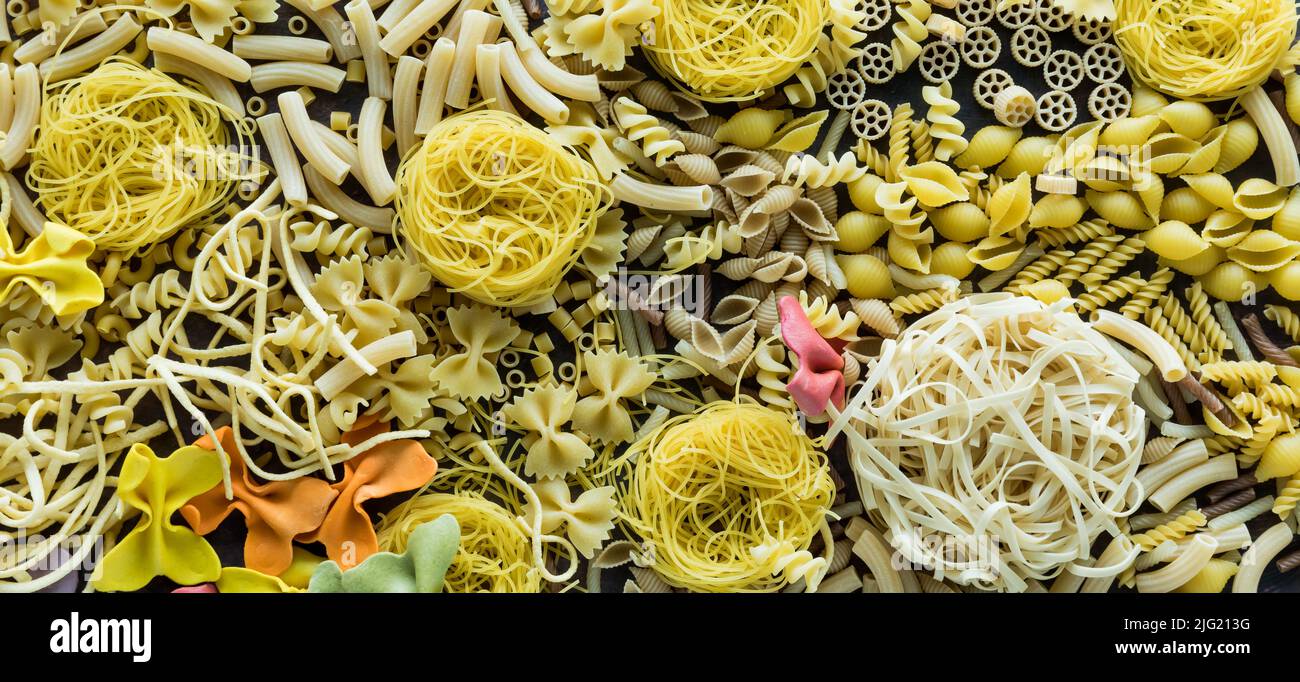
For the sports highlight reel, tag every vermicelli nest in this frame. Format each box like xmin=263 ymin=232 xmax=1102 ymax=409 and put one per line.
xmin=377 ymin=490 xmax=541 ymax=593
xmin=838 ymin=295 xmax=1147 ymax=592
xmin=643 ymin=0 xmax=829 ymax=101
xmin=27 ymin=57 xmax=258 ymax=255
xmin=1114 ymin=0 xmax=1298 ymax=101
xmin=619 ymin=400 xmax=835 ymax=592
xmin=394 ymin=109 xmax=611 ymax=307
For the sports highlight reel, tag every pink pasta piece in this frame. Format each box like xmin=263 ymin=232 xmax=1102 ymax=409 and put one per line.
xmin=172 ymin=584 xmax=218 ymax=594
xmin=778 ymin=296 xmax=845 ymax=416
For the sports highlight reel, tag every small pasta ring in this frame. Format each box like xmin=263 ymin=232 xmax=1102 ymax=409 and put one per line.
xmin=1043 ymin=50 xmax=1085 ymax=92
xmin=1010 ymin=25 xmax=1051 ymax=67
xmin=973 ymin=68 xmax=1014 ymax=110
xmin=504 ymin=369 xmax=527 ymax=388
xmin=853 ymin=43 xmax=895 ymax=85
xmin=1088 ymin=83 xmax=1133 ymax=122
xmin=230 ymin=16 xmax=253 ymax=35
xmin=851 ymin=99 xmax=891 ymax=141
xmin=6 ymin=0 xmax=27 ymax=18
xmin=557 ymin=361 xmax=578 ymax=383
xmin=576 ymin=332 xmax=598 ymax=352
xmin=1084 ymin=43 xmax=1126 ymax=83
xmin=500 ymin=349 xmax=521 ymax=368
xmin=245 ymin=95 xmax=267 ymax=117
xmin=287 ymin=15 xmax=309 ymax=35
xmin=827 ymin=69 xmax=867 ymax=111
xmin=961 ymin=26 xmax=1002 ymax=69
xmin=957 ymin=0 xmax=995 ymax=26
xmin=1035 ymin=90 xmax=1078 ymax=132
xmin=856 ymin=0 xmax=891 ymax=31
xmin=919 ymin=41 xmax=960 ymax=85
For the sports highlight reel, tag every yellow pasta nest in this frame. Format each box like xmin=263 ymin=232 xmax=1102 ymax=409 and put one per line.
xmin=27 ymin=57 xmax=258 ymax=255
xmin=1114 ymin=0 xmax=1297 ymax=101
xmin=620 ymin=400 xmax=835 ymax=592
xmin=395 ymin=110 xmax=611 ymax=307
xmin=377 ymin=490 xmax=541 ymax=593
xmin=643 ymin=0 xmax=829 ymax=101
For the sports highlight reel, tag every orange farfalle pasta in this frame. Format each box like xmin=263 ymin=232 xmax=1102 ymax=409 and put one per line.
xmin=181 ymin=427 xmax=339 ymax=576
xmin=299 ymin=416 xmax=439 ymax=569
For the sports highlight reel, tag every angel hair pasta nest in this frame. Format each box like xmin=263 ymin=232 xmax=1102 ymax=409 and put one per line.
xmin=27 ymin=57 xmax=259 ymax=255
xmin=642 ymin=0 xmax=829 ymax=101
xmin=1113 ymin=0 xmax=1298 ymax=101
xmin=619 ymin=400 xmax=836 ymax=592
xmin=395 ymin=109 xmax=612 ymax=307
xmin=834 ymin=294 xmax=1147 ymax=592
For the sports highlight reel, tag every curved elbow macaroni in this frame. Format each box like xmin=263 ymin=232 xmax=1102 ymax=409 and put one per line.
xmin=256 ymin=113 xmax=308 ymax=207
xmin=474 ymin=43 xmax=518 ymax=117
xmin=357 ymin=97 xmax=397 ymax=206
xmin=0 ymin=64 xmax=38 ymax=171
xmin=153 ymin=53 xmax=246 ymax=116
xmin=415 ymin=38 xmax=457 ymax=135
xmin=278 ymin=90 xmax=350 ymax=184
xmin=446 ymin=10 xmax=499 ymax=109
xmin=41 ymin=14 xmax=142 ymax=82
xmin=380 ymin=0 xmax=459 ymax=56
xmin=1090 ymin=310 xmax=1189 ymax=382
xmin=610 ymin=174 xmax=713 ymax=214
xmin=1136 ymin=534 xmax=1217 ymax=593
xmin=1233 ymin=523 xmax=1292 ymax=593
xmin=343 ymin=0 xmax=393 ymax=99
xmin=498 ymin=42 xmax=569 ymax=125
xmin=146 ymin=27 xmax=252 ymax=82
xmin=391 ymin=56 xmax=424 ymax=157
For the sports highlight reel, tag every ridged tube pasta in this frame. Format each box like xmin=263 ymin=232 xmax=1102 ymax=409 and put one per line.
xmin=497 ymin=42 xmax=569 ymax=125
xmin=145 ymin=27 xmax=251 ymax=82
xmin=1135 ymin=534 xmax=1217 ymax=593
